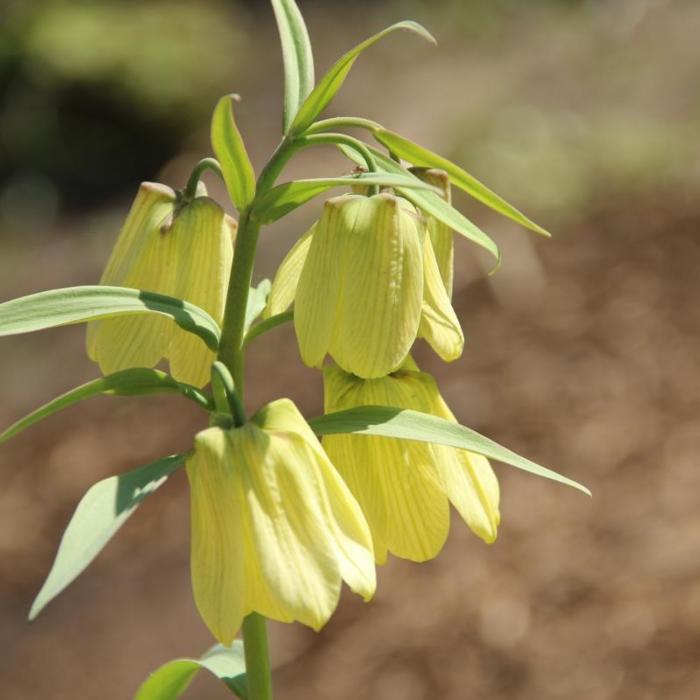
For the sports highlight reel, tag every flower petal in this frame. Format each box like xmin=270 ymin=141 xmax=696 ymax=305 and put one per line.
xmin=419 ymin=233 xmax=464 ymax=362
xmin=265 ymin=225 xmax=315 ymax=318
xmin=186 ymin=427 xmax=246 ymax=645
xmin=87 ymin=183 xmax=177 ymax=367
xmin=294 ymin=200 xmax=346 ymax=369
xmin=329 ymin=195 xmax=424 ymax=378
xmin=323 ymin=366 xmax=450 ymax=562
xmin=241 ymin=424 xmax=342 ymax=630
xmin=167 ymin=198 xmax=235 ymax=387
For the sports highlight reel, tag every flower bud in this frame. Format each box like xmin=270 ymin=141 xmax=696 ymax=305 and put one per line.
xmin=186 ymin=398 xmax=376 ymax=644
xmin=323 ymin=362 xmax=500 ymax=563
xmin=270 ymin=192 xmax=463 ymax=378
xmin=86 ymin=183 xmax=235 ymax=387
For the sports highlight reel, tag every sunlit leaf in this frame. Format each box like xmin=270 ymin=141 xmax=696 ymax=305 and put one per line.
xmin=211 ymin=95 xmax=256 ymax=210
xmin=374 ymin=128 xmax=550 ymax=236
xmin=309 ymin=406 xmax=590 ymax=495
xmin=271 ymin=0 xmax=315 ymax=133
xmin=290 ymin=21 xmax=435 ymax=134
xmin=0 ymin=369 xmax=211 ymax=447
xmin=29 ymin=454 xmax=186 ymax=620
xmin=133 ymin=642 xmax=247 ymax=700
xmin=0 ymin=285 xmax=221 ymax=351
xmin=244 ymin=279 xmax=271 ymax=333
xmin=252 ymin=172 xmax=438 ymax=224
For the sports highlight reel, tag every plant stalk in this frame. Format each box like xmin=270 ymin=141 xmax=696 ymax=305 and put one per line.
xmin=242 ymin=613 xmax=273 ymax=700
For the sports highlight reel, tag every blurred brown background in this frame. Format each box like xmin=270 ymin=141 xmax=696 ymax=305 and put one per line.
xmin=1 ymin=0 xmax=699 ymax=698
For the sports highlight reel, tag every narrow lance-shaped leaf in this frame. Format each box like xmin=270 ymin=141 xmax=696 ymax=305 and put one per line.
xmin=252 ymin=172 xmax=440 ymax=224
xmin=309 ymin=406 xmax=590 ymax=495
xmin=211 ymin=95 xmax=257 ymax=210
xmin=0 ymin=369 xmax=212 ymax=447
xmin=289 ymin=20 xmax=436 ymax=134
xmin=374 ymin=128 xmax=551 ymax=237
xmin=271 ymin=0 xmax=315 ymax=133
xmin=29 ymin=454 xmax=186 ymax=621
xmin=0 ymin=286 xmax=221 ymax=351
xmin=133 ymin=642 xmax=247 ymax=700
xmin=339 ymin=144 xmax=500 ymax=262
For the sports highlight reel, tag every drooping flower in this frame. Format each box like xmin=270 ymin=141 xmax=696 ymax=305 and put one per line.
xmin=322 ymin=361 xmax=500 ymax=564
xmin=186 ymin=398 xmax=376 ymax=645
xmin=86 ymin=182 xmax=235 ymax=387
xmin=266 ymin=193 xmax=463 ymax=378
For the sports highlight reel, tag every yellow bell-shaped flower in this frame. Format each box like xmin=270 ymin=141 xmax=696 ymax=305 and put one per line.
xmin=186 ymin=398 xmax=376 ymax=645
xmin=322 ymin=361 xmax=500 ymax=564
xmin=267 ymin=193 xmax=463 ymax=379
xmin=86 ymin=182 xmax=235 ymax=387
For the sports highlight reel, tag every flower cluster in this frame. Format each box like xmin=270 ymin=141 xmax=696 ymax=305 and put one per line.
xmin=86 ymin=171 xmax=500 ymax=644
xmin=268 ymin=177 xmax=500 ymax=564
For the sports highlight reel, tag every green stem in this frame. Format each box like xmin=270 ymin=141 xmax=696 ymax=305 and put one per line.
xmin=217 ymin=138 xmax=299 ymax=398
xmin=297 ymin=133 xmax=377 ymax=174
xmin=242 ymin=614 xmax=273 ymax=700
xmin=217 ymin=208 xmax=260 ymax=397
xmin=305 ymin=116 xmax=381 ymax=134
xmin=183 ymin=157 xmax=224 ymax=201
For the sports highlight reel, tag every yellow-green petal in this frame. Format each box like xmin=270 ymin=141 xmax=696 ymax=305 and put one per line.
xmin=410 ymin=168 xmax=454 ymax=297
xmin=252 ymin=399 xmax=375 ymax=602
xmin=264 ymin=225 xmax=314 ymax=318
xmin=328 ymin=195 xmax=424 ymax=378
xmin=419 ymin=233 xmax=464 ymax=362
xmin=426 ymin=387 xmax=500 ymax=543
xmin=186 ymin=427 xmax=247 ymax=645
xmin=87 ymin=189 xmax=178 ymax=371
xmin=294 ymin=199 xmax=346 ymax=368
xmin=167 ymin=198 xmax=235 ymax=387
xmin=323 ymin=366 xmax=450 ymax=562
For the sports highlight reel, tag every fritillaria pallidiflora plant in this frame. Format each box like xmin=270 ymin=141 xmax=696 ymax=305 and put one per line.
xmin=0 ymin=2 xmax=589 ymax=698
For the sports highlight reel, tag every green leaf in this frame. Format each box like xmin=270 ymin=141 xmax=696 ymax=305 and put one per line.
xmin=211 ymin=95 xmax=256 ymax=210
xmin=0 ymin=369 xmax=211 ymax=447
xmin=290 ymin=21 xmax=435 ymax=134
xmin=134 ymin=642 xmax=247 ymax=700
xmin=0 ymin=285 xmax=221 ymax=351
xmin=309 ymin=406 xmax=590 ymax=496
xmin=271 ymin=0 xmax=315 ymax=133
xmin=339 ymin=144 xmax=500 ymax=262
xmin=252 ymin=172 xmax=439 ymax=224
xmin=374 ymin=128 xmax=550 ymax=237
xmin=30 ymin=454 xmax=186 ymax=620
xmin=244 ymin=279 xmax=271 ymax=333
xmin=244 ymin=311 xmax=293 ymax=347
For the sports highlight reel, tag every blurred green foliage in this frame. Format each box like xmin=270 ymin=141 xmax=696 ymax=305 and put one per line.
xmin=0 ymin=0 xmax=246 ymax=211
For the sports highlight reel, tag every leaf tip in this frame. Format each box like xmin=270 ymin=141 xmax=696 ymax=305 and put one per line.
xmin=402 ymin=20 xmax=438 ymax=46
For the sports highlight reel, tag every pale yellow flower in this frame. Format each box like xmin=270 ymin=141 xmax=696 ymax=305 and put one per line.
xmin=266 ymin=193 xmax=463 ymax=378
xmin=323 ymin=361 xmax=500 ymax=564
xmin=186 ymin=398 xmax=376 ymax=644
xmin=86 ymin=182 xmax=235 ymax=387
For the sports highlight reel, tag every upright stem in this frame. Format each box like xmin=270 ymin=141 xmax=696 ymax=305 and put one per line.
xmin=215 ymin=138 xmax=302 ymax=700
xmin=217 ymin=137 xmax=298 ymax=398
xmin=242 ymin=614 xmax=273 ymax=700
xmin=217 ymin=208 xmax=261 ymax=395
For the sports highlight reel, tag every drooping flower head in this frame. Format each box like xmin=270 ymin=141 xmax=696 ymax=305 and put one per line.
xmin=267 ymin=192 xmax=463 ymax=378
xmin=322 ymin=361 xmax=500 ymax=564
xmin=186 ymin=398 xmax=376 ymax=644
xmin=86 ymin=182 xmax=235 ymax=387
